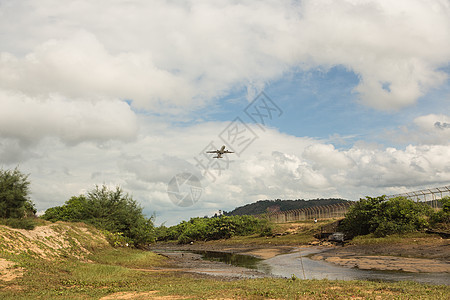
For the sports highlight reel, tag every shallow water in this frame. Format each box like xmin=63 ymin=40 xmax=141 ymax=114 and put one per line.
xmin=260 ymin=249 xmax=450 ymax=285
xmin=195 ymin=248 xmax=450 ymax=285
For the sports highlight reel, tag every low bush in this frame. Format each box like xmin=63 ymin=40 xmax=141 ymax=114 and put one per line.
xmin=156 ymin=215 xmax=273 ymax=244
xmin=0 ymin=217 xmax=37 ymax=230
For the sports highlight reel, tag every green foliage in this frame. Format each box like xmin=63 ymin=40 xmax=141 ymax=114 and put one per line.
xmin=0 ymin=167 xmax=36 ymax=219
xmin=42 ymin=195 xmax=89 ymax=222
xmin=103 ymin=231 xmax=131 ymax=247
xmin=340 ymin=196 xmax=432 ymax=238
xmin=42 ymin=185 xmax=155 ymax=247
xmin=157 ymin=215 xmax=273 ymax=244
xmin=339 ymin=196 xmax=385 ymax=237
xmin=0 ymin=217 xmax=36 ymax=230
xmin=429 ymin=196 xmax=450 ymax=230
xmin=440 ymin=196 xmax=450 ymax=213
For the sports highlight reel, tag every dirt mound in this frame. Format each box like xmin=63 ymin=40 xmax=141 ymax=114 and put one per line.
xmin=0 ymin=222 xmax=109 ymax=261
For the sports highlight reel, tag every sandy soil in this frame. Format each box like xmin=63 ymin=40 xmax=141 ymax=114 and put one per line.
xmin=0 ymin=259 xmax=23 ymax=282
xmin=310 ymin=238 xmax=450 ymax=273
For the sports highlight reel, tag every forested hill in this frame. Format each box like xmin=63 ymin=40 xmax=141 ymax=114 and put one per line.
xmin=224 ymin=198 xmax=349 ymax=216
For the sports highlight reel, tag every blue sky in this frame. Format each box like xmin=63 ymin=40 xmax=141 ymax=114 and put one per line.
xmin=0 ymin=0 xmax=449 ymax=225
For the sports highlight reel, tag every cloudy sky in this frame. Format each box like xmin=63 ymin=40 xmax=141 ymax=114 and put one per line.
xmin=1 ymin=0 xmax=449 ymax=225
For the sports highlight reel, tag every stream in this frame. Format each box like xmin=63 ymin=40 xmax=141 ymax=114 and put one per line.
xmin=192 ymin=248 xmax=450 ymax=285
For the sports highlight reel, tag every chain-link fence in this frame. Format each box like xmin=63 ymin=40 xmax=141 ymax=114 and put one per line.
xmin=386 ymin=185 xmax=450 ymax=209
xmin=256 ymin=185 xmax=450 ymax=223
xmin=260 ymin=202 xmax=354 ymax=223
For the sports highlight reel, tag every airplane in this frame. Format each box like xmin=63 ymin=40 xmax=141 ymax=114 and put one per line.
xmin=206 ymin=145 xmax=234 ymax=158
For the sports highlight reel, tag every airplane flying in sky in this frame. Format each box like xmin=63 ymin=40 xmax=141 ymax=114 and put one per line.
xmin=206 ymin=145 xmax=234 ymax=158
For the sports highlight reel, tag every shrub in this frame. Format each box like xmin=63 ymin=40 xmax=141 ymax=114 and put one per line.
xmin=429 ymin=196 xmax=450 ymax=231
xmin=42 ymin=185 xmax=155 ymax=247
xmin=0 ymin=217 xmax=37 ymax=230
xmin=340 ymin=196 xmax=432 ymax=238
xmin=157 ymin=215 xmax=273 ymax=243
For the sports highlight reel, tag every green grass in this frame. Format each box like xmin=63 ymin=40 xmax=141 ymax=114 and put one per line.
xmin=88 ymin=247 xmax=168 ymax=268
xmin=349 ymin=232 xmax=440 ymax=246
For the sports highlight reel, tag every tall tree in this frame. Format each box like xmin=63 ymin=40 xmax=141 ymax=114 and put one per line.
xmin=0 ymin=167 xmax=35 ymax=218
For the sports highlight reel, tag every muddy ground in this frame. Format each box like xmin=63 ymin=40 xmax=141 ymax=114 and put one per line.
xmin=148 ymin=237 xmax=450 ymax=277
xmin=310 ymin=237 xmax=450 ymax=273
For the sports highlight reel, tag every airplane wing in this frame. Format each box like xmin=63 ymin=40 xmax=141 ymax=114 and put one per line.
xmin=223 ymin=150 xmax=234 ymax=153
xmin=206 ymin=150 xmax=220 ymax=153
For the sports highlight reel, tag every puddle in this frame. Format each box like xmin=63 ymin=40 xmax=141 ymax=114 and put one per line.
xmin=192 ymin=250 xmax=273 ymax=274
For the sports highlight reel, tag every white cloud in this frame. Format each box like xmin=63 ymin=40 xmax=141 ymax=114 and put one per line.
xmin=3 ymin=118 xmax=449 ymax=225
xmin=0 ymin=0 xmax=448 ymax=114
xmin=0 ymin=90 xmax=138 ymax=145
xmin=387 ymin=113 xmax=450 ymax=145
xmin=1 ymin=1 xmax=450 ymax=225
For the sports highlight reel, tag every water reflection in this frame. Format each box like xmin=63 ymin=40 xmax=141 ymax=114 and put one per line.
xmin=192 ymin=250 xmax=272 ymax=274
xmin=193 ymin=249 xmax=449 ymax=286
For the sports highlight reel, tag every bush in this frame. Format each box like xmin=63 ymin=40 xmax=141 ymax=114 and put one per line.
xmin=340 ymin=196 xmax=432 ymax=238
xmin=42 ymin=185 xmax=155 ymax=247
xmin=429 ymin=196 xmax=450 ymax=231
xmin=157 ymin=215 xmax=273 ymax=244
xmin=0 ymin=217 xmax=37 ymax=230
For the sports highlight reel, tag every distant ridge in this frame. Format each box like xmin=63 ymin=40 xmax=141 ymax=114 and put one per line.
xmin=224 ymin=198 xmax=349 ymax=216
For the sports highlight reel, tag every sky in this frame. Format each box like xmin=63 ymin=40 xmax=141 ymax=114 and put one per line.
xmin=1 ymin=0 xmax=450 ymax=225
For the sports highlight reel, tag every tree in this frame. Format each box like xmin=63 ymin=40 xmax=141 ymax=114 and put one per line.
xmin=440 ymin=196 xmax=450 ymax=213
xmin=339 ymin=196 xmax=431 ymax=238
xmin=42 ymin=185 xmax=155 ymax=247
xmin=339 ymin=196 xmax=385 ymax=237
xmin=371 ymin=197 xmax=431 ymax=237
xmin=0 ymin=167 xmax=35 ymax=218
xmin=429 ymin=196 xmax=450 ymax=229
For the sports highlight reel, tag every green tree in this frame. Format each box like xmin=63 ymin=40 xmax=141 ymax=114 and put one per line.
xmin=429 ymin=196 xmax=450 ymax=229
xmin=42 ymin=185 xmax=155 ymax=247
xmin=0 ymin=167 xmax=35 ymax=218
xmin=440 ymin=196 xmax=450 ymax=213
xmin=372 ymin=197 xmax=431 ymax=237
xmin=339 ymin=196 xmax=385 ymax=237
xmin=157 ymin=215 xmax=273 ymax=244
xmin=340 ymin=196 xmax=431 ymax=238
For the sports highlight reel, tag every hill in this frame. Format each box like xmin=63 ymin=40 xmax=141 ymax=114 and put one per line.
xmin=224 ymin=198 xmax=349 ymax=216
xmin=0 ymin=221 xmax=109 ymax=261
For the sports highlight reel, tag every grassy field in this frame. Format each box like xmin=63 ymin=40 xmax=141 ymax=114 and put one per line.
xmin=1 ymin=246 xmax=449 ymax=299
xmin=1 ymin=221 xmax=449 ymax=299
